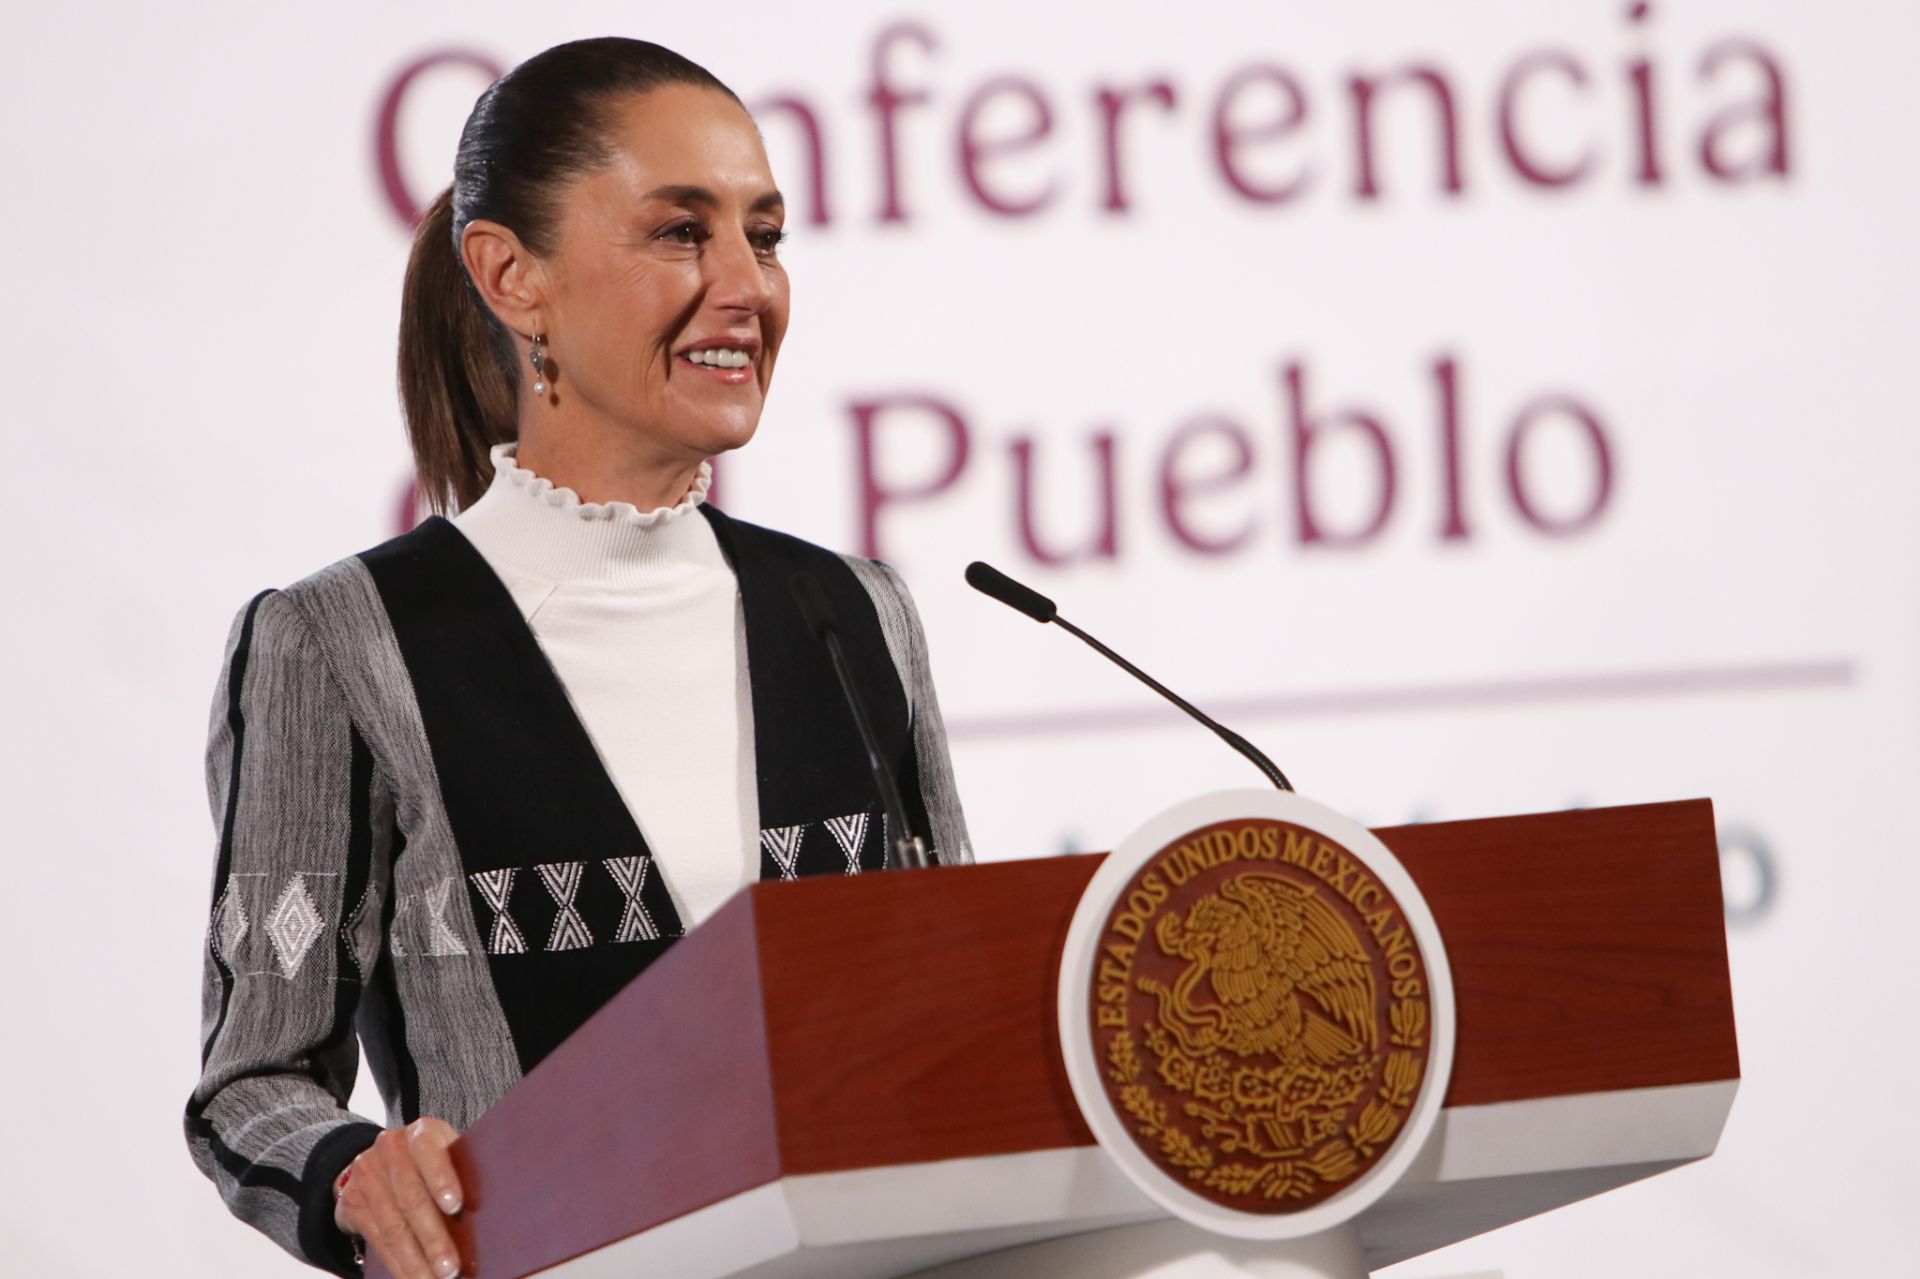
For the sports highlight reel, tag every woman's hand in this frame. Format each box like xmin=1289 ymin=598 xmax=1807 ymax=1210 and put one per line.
xmin=333 ymin=1117 xmax=465 ymax=1279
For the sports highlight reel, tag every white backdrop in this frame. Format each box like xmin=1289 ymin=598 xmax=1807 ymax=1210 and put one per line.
xmin=2 ymin=2 xmax=1914 ymax=1275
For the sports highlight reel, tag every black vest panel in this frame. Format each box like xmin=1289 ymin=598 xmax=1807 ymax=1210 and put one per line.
xmin=357 ymin=508 xmax=920 ymax=1073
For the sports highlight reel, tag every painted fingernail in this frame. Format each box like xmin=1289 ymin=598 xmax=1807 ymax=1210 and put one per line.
xmin=439 ymin=1190 xmax=461 ymax=1212
xmin=435 ymin=1255 xmax=459 ymax=1278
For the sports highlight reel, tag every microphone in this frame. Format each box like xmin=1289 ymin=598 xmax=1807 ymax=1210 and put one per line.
xmin=789 ymin=571 xmax=933 ymax=870
xmin=964 ymin=561 xmax=1294 ymax=792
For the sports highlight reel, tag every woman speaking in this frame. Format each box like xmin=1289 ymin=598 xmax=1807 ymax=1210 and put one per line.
xmin=185 ymin=37 xmax=971 ymax=1279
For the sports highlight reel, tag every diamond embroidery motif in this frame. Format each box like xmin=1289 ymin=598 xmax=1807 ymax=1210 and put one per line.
xmin=342 ymin=885 xmax=381 ymax=978
xmin=605 ymin=857 xmax=661 ymax=943
xmin=266 ymin=877 xmax=325 ymax=978
xmin=760 ymin=825 xmax=807 ymax=880
xmin=214 ymin=885 xmax=249 ymax=962
xmin=537 ymin=861 xmax=594 ymax=951
xmin=824 ymin=813 xmax=871 ymax=876
xmin=472 ymin=869 xmax=527 ymax=955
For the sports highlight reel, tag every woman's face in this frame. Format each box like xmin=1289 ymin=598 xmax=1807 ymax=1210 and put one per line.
xmin=536 ymin=84 xmax=790 ymax=463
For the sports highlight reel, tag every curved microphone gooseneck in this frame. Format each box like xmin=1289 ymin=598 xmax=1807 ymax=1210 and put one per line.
xmin=964 ymin=561 xmax=1294 ymax=793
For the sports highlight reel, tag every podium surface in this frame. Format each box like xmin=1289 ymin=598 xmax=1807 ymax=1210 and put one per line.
xmin=398 ymin=799 xmax=1736 ymax=1279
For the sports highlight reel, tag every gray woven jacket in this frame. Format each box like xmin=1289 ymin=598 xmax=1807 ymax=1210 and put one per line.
xmin=186 ymin=507 xmax=972 ymax=1275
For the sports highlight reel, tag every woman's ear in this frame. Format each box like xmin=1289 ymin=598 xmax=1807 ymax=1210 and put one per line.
xmin=460 ymin=218 xmax=547 ymax=338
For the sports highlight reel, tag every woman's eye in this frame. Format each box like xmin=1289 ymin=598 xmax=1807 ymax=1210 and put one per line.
xmin=752 ymin=227 xmax=789 ymax=255
xmin=663 ymin=221 xmax=707 ymax=246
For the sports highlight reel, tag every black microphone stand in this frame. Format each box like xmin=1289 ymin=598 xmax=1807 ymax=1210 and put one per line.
xmin=965 ymin=561 xmax=1294 ymax=793
xmin=790 ymin=572 xmax=934 ymax=869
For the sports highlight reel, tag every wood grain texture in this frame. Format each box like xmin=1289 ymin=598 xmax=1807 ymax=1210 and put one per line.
xmin=404 ymin=799 xmax=1737 ymax=1276
xmin=749 ymin=799 xmax=1737 ymax=1174
xmin=1375 ymin=798 xmax=1739 ymax=1106
xmin=388 ymin=897 xmax=783 ymax=1279
xmin=754 ymin=855 xmax=1102 ymax=1176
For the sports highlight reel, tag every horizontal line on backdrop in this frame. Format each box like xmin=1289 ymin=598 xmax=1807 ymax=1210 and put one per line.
xmin=946 ymin=658 xmax=1856 ymax=741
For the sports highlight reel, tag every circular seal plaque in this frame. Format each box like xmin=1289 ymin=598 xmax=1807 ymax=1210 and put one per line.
xmin=1059 ymin=791 xmax=1454 ymax=1238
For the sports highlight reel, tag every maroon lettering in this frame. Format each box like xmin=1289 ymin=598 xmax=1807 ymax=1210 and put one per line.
xmin=1286 ymin=362 xmax=1397 ymax=547
xmin=1505 ymin=395 xmax=1615 ymax=535
xmin=1096 ymin=80 xmax=1178 ymax=213
xmin=1697 ymin=40 xmax=1791 ymax=181
xmin=958 ymin=77 xmax=1058 ymax=216
xmin=395 ymin=476 xmax=423 ymax=536
xmin=1349 ymin=65 xmax=1463 ymax=200
xmin=1160 ymin=416 xmax=1258 ymax=555
xmin=850 ymin=393 xmax=973 ymax=559
xmin=754 ymin=94 xmax=832 ymax=226
xmin=1498 ymin=51 xmax=1596 ymax=188
xmin=841 ymin=357 xmax=1617 ymax=563
xmin=374 ymin=50 xmax=504 ymax=227
xmin=1213 ymin=64 xmax=1313 ymax=204
xmin=380 ymin=18 xmax=1800 ymax=235
xmin=1434 ymin=355 xmax=1469 ymax=541
xmin=1626 ymin=2 xmax=1663 ymax=187
xmin=869 ymin=22 xmax=937 ymax=224
xmin=1011 ymin=432 xmax=1120 ymax=564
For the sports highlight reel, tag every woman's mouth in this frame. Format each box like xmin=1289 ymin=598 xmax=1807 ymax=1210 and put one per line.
xmin=677 ymin=346 xmax=756 ymax=384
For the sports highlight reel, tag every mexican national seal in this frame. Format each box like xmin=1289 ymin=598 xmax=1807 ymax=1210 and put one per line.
xmin=1061 ymin=794 xmax=1452 ymax=1231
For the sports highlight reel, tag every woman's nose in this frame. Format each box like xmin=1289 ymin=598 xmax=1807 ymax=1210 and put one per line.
xmin=704 ymin=228 xmax=775 ymax=314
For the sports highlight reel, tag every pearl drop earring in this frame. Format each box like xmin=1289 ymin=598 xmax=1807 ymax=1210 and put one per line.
xmin=528 ymin=331 xmax=548 ymax=397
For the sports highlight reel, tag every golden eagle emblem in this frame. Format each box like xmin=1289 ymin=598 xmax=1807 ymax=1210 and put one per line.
xmin=1093 ymin=824 xmax=1432 ymax=1212
xmin=1148 ymin=872 xmax=1377 ymax=1069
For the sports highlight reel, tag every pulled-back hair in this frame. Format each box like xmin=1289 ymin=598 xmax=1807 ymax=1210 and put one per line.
xmin=398 ymin=38 xmax=739 ymax=512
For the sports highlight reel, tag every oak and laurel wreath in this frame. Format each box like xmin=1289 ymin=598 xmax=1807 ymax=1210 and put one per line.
xmin=1104 ymin=996 xmax=1427 ymax=1202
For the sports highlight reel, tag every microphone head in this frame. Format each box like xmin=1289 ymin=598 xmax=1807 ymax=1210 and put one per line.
xmin=965 ymin=561 xmax=1057 ymax=623
xmin=788 ymin=570 xmax=837 ymax=640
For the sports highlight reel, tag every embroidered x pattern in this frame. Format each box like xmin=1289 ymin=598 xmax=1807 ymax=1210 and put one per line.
xmin=537 ymin=861 xmax=594 ymax=951
xmin=760 ymin=825 xmax=806 ymax=880
xmin=824 ymin=812 xmax=871 ymax=875
xmin=471 ymin=868 xmax=527 ymax=955
xmin=604 ymin=856 xmax=662 ymax=943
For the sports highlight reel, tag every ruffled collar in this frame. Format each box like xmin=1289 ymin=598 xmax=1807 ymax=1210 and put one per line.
xmin=449 ymin=442 xmax=726 ymax=590
xmin=489 ymin=441 xmax=711 ymax=526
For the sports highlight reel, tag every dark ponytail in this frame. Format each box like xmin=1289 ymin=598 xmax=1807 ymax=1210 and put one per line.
xmin=397 ymin=38 xmax=740 ymax=513
xmin=399 ymin=187 xmax=516 ymax=513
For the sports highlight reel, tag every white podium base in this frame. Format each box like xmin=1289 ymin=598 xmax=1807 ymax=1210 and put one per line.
xmin=906 ymin=1220 xmax=1367 ymax=1279
xmin=537 ymin=1080 xmax=1734 ymax=1278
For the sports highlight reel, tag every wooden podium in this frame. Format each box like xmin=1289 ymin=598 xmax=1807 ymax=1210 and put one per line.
xmin=392 ymin=798 xmax=1737 ymax=1278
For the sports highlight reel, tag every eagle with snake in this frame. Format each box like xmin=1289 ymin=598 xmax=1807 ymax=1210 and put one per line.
xmin=1145 ymin=871 xmax=1378 ymax=1069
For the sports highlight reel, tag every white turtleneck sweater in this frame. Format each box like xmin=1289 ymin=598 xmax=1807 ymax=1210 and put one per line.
xmin=450 ymin=441 xmax=758 ymax=928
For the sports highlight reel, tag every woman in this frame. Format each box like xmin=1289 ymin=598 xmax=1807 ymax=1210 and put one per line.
xmin=186 ymin=38 xmax=971 ymax=1279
